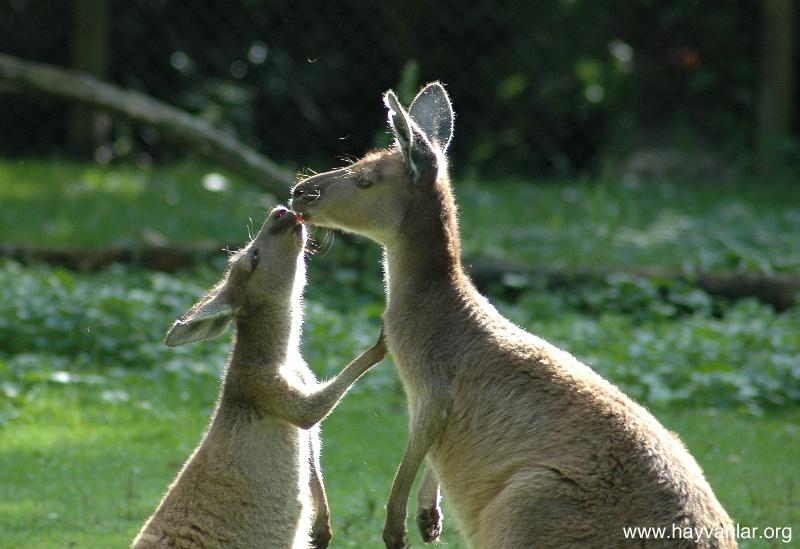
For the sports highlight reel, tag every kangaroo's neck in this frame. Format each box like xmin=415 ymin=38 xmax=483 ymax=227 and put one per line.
xmin=384 ymin=180 xmax=470 ymax=308
xmin=230 ymin=294 xmax=302 ymax=369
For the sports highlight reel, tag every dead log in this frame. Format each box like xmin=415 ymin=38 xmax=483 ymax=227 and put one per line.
xmin=0 ymin=242 xmax=229 ymax=272
xmin=467 ymin=260 xmax=800 ymax=311
xmin=0 ymin=53 xmax=295 ymax=193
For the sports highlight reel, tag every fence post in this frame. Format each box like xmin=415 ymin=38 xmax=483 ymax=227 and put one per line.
xmin=756 ymin=0 xmax=795 ymax=176
xmin=68 ymin=0 xmax=111 ymax=153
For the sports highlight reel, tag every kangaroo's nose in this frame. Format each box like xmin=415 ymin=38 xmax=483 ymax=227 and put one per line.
xmin=292 ymin=182 xmax=321 ymax=202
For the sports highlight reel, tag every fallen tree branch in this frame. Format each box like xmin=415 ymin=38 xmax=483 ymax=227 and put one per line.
xmin=467 ymin=260 xmax=800 ymax=311
xmin=0 ymin=53 xmax=295 ymax=193
xmin=0 ymin=242 xmax=230 ymax=272
xmin=2 ymin=243 xmax=797 ymax=309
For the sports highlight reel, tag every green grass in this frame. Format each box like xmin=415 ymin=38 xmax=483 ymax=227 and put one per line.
xmin=457 ymin=178 xmax=800 ymax=272
xmin=0 ymin=368 xmax=797 ymax=548
xmin=2 ymin=159 xmax=799 ymax=272
xmin=0 ymin=159 xmax=270 ymax=246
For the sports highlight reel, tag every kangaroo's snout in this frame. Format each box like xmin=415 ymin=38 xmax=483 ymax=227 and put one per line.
xmin=291 ymin=179 xmax=321 ymax=204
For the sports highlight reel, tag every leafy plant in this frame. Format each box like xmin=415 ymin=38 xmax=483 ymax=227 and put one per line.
xmin=2 ymin=261 xmax=798 ymax=414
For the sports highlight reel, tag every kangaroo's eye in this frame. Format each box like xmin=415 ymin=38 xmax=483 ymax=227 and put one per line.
xmin=355 ymin=175 xmax=374 ymax=189
xmin=250 ymin=248 xmax=260 ymax=271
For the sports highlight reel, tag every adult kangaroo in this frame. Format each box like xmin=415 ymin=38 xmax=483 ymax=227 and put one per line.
xmin=291 ymin=83 xmax=736 ymax=549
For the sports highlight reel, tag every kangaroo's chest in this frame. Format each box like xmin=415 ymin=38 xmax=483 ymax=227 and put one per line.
xmin=384 ymin=311 xmax=443 ymax=390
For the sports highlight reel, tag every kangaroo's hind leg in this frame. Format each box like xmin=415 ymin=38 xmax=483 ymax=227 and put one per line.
xmin=308 ymin=426 xmax=332 ymax=549
xmin=476 ymin=467 xmax=597 ymax=549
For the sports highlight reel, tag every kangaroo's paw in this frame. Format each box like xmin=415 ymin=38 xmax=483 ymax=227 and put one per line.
xmin=416 ymin=506 xmax=443 ymax=543
xmin=310 ymin=521 xmax=332 ymax=549
xmin=382 ymin=525 xmax=409 ymax=549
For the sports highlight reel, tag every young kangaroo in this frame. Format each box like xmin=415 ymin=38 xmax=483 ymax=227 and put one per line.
xmin=291 ymin=84 xmax=736 ymax=548
xmin=132 ymin=206 xmax=386 ymax=549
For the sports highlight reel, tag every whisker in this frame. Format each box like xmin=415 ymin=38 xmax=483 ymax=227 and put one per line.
xmin=305 ymin=228 xmax=335 ymax=257
xmin=246 ymin=217 xmax=254 ymax=241
xmin=338 ymin=154 xmax=359 ymax=166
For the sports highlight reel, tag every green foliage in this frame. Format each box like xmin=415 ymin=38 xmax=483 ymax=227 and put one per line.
xmin=499 ymin=278 xmax=800 ymax=412
xmin=0 ymin=261 xmax=221 ymax=368
xmin=2 ymin=261 xmax=798 ymax=419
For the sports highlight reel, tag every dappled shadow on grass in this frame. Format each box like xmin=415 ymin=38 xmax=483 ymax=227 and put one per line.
xmin=457 ymin=178 xmax=800 ymax=273
xmin=3 ymin=159 xmax=800 ymax=274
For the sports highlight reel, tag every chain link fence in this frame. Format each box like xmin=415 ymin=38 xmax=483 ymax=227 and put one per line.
xmin=0 ymin=1 xmax=761 ymax=175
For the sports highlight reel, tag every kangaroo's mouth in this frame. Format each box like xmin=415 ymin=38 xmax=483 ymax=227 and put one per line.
xmin=271 ymin=208 xmax=303 ymax=233
xmin=292 ymin=202 xmax=320 ymax=224
xmin=267 ymin=209 xmax=306 ymax=248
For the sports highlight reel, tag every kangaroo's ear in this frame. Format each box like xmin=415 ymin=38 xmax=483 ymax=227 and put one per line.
xmin=409 ymin=82 xmax=454 ymax=152
xmin=384 ymin=90 xmax=414 ymax=160
xmin=165 ymin=285 xmax=234 ymax=346
xmin=384 ymin=89 xmax=437 ymax=183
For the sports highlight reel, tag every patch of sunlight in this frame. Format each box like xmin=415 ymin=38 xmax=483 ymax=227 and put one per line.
xmin=0 ymin=499 xmax=38 ymax=522
xmin=613 ymin=210 xmax=695 ymax=249
xmin=202 ymin=172 xmax=230 ymax=192
xmin=80 ymin=168 xmax=147 ymax=197
xmin=41 ymin=217 xmax=76 ymax=242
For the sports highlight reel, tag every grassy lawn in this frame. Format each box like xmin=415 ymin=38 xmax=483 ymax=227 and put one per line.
xmin=458 ymin=178 xmax=800 ymax=272
xmin=0 ymin=160 xmax=272 ymax=246
xmin=1 ymin=159 xmax=798 ymax=547
xmin=1 ymin=366 xmax=797 ymax=548
xmin=1 ymin=158 xmax=799 ymax=272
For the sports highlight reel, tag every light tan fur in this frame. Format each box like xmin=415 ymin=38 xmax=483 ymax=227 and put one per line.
xmin=291 ymin=83 xmax=736 ymax=549
xmin=132 ymin=207 xmax=386 ymax=549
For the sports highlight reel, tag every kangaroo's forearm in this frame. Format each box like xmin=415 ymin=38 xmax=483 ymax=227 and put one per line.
xmin=302 ymin=343 xmax=386 ymax=425
xmin=272 ymin=339 xmax=385 ymax=429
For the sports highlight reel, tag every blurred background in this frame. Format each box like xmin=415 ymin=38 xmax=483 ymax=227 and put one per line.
xmin=0 ymin=2 xmax=798 ymax=548
xmin=1 ymin=0 xmax=797 ymax=178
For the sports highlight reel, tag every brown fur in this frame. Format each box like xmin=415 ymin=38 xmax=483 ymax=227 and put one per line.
xmin=291 ymin=83 xmax=736 ymax=548
xmin=132 ymin=207 xmax=386 ymax=549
